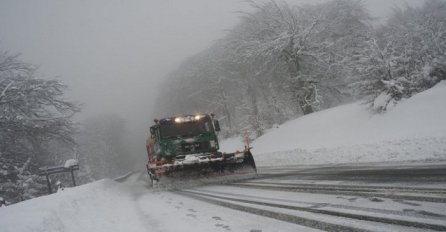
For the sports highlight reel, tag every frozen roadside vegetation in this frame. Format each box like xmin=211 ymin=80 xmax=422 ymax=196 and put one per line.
xmin=220 ymin=81 xmax=446 ymax=166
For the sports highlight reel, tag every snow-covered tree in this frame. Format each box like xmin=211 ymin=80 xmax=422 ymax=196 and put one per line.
xmin=154 ymin=0 xmax=446 ymax=138
xmin=0 ymin=52 xmax=80 ymax=203
xmin=353 ymin=0 xmax=446 ymax=112
xmin=227 ymin=0 xmax=370 ymax=114
xmin=154 ymin=0 xmax=372 ymax=137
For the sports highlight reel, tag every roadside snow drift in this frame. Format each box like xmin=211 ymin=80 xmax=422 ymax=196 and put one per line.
xmin=0 ymin=179 xmax=149 ymax=232
xmin=0 ymin=173 xmax=309 ymax=232
xmin=221 ymin=81 xmax=446 ymax=166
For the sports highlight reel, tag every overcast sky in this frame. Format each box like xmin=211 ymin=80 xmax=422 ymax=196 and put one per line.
xmin=0 ymin=0 xmax=425 ymax=149
xmin=0 ymin=0 xmax=250 ymax=120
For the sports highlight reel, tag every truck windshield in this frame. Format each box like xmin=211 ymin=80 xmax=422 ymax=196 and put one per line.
xmin=160 ymin=120 xmax=212 ymax=138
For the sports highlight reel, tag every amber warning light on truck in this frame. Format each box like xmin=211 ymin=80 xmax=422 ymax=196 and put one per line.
xmin=174 ymin=115 xmax=203 ymax=123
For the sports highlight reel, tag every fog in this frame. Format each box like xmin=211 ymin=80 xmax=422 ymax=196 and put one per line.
xmin=0 ymin=0 xmax=425 ymax=167
xmin=0 ymin=0 xmax=251 ymax=120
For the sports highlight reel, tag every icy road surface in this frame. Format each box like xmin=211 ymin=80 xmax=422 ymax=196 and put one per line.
xmin=2 ymin=162 xmax=446 ymax=232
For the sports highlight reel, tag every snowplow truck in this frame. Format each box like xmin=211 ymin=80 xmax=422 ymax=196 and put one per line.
xmin=146 ymin=114 xmax=257 ymax=186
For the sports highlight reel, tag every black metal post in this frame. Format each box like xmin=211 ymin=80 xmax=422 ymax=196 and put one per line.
xmin=45 ymin=174 xmax=52 ymax=194
xmin=70 ymin=169 xmax=76 ymax=186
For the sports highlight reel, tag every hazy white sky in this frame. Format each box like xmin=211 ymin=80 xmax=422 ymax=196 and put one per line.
xmin=0 ymin=0 xmax=249 ymax=120
xmin=0 ymin=0 xmax=425 ymax=145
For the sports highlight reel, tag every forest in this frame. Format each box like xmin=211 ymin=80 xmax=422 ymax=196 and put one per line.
xmin=156 ymin=0 xmax=446 ymax=138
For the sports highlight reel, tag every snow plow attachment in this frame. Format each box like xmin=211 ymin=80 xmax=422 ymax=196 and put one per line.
xmin=146 ymin=148 xmax=257 ymax=188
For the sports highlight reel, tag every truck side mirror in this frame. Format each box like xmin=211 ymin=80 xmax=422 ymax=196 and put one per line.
xmin=149 ymin=126 xmax=155 ymax=136
xmin=214 ymin=120 xmax=221 ymax=132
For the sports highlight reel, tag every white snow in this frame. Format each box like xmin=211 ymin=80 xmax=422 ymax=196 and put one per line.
xmin=219 ymin=136 xmax=245 ymax=153
xmin=64 ymin=159 xmax=78 ymax=168
xmin=372 ymin=91 xmax=394 ymax=112
xmin=183 ymin=154 xmax=200 ymax=164
xmin=1 ymin=82 xmax=445 ymax=232
xmin=0 ymin=180 xmax=146 ymax=232
xmin=222 ymin=81 xmax=446 ymax=166
xmin=0 ymin=174 xmax=311 ymax=232
xmin=187 ymin=185 xmax=446 ymax=232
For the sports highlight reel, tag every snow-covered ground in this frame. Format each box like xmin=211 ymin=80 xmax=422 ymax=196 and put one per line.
xmin=1 ymin=82 xmax=445 ymax=232
xmin=0 ymin=173 xmax=310 ymax=232
xmin=221 ymin=81 xmax=446 ymax=166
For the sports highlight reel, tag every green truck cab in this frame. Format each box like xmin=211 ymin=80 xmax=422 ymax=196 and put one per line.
xmin=149 ymin=114 xmax=221 ymax=160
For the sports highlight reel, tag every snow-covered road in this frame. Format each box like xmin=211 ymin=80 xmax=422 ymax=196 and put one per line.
xmin=171 ymin=163 xmax=446 ymax=232
xmin=2 ymin=162 xmax=446 ymax=232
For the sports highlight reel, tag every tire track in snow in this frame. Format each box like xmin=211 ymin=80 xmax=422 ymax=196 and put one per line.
xmin=195 ymin=188 xmax=446 ymax=220
xmin=240 ymin=181 xmax=446 ymax=194
xmin=230 ymin=182 xmax=446 ymax=203
xmin=173 ymin=190 xmax=371 ymax=232
xmin=177 ymin=190 xmax=446 ymax=231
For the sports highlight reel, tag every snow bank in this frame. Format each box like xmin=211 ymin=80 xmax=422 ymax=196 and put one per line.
xmin=236 ymin=81 xmax=446 ymax=166
xmin=0 ymin=173 xmax=309 ymax=232
xmin=254 ymin=137 xmax=446 ymax=166
xmin=0 ymin=179 xmax=149 ymax=232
